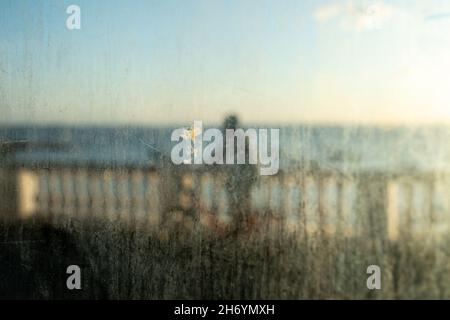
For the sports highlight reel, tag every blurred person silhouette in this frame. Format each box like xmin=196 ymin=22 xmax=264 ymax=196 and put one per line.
xmin=222 ymin=115 xmax=258 ymax=236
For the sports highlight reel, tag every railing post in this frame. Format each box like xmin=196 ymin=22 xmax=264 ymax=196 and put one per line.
xmin=17 ymin=168 xmax=39 ymax=218
xmin=0 ymin=166 xmax=39 ymax=220
xmin=386 ymin=181 xmax=400 ymax=241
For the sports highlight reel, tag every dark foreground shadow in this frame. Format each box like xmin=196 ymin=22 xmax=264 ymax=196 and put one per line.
xmin=0 ymin=218 xmax=107 ymax=299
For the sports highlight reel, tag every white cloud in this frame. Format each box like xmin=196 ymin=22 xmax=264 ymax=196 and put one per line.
xmin=313 ymin=1 xmax=403 ymax=31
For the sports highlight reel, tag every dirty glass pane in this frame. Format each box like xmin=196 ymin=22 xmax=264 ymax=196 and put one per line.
xmin=1 ymin=0 xmax=450 ymax=301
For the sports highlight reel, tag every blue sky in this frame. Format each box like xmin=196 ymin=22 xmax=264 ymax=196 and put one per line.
xmin=1 ymin=0 xmax=450 ymax=125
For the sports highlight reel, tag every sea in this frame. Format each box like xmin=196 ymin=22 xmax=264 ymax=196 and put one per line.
xmin=1 ymin=124 xmax=450 ymax=174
